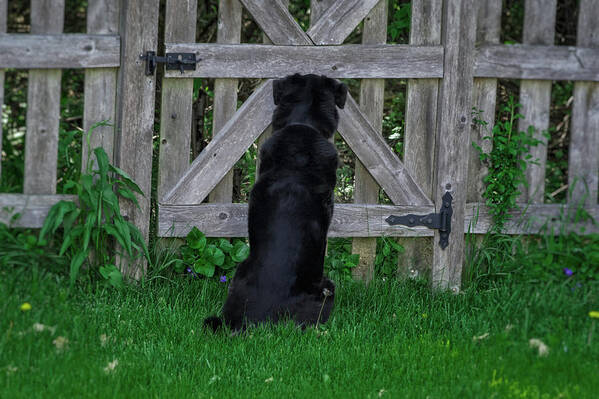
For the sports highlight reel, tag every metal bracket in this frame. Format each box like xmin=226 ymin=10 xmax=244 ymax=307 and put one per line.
xmin=140 ymin=51 xmax=199 ymax=76
xmin=385 ymin=192 xmax=453 ymax=250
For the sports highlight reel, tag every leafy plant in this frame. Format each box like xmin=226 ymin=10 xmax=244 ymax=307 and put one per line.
xmin=388 ymin=1 xmax=411 ymax=43
xmin=375 ymin=237 xmax=405 ymax=277
xmin=324 ymin=238 xmax=359 ymax=282
xmin=175 ymin=227 xmax=249 ymax=278
xmin=39 ymin=124 xmax=149 ymax=287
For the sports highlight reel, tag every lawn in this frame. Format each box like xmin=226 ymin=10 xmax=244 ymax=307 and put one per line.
xmin=1 ymin=266 xmax=598 ymax=398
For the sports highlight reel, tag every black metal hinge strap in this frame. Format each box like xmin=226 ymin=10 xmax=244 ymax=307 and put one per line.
xmin=385 ymin=192 xmax=453 ymax=250
xmin=140 ymin=51 xmax=199 ymax=76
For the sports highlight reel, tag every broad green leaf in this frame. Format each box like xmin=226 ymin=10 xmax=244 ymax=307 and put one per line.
xmin=231 ymin=241 xmax=250 ymax=263
xmin=218 ymin=239 xmax=233 ymax=253
xmin=108 ymin=165 xmax=144 ymax=195
xmin=99 ymin=264 xmax=123 ymax=288
xmin=194 ymin=258 xmax=215 ymax=277
xmin=69 ymin=251 xmax=87 ymax=286
xmin=187 ymin=227 xmax=206 ymax=251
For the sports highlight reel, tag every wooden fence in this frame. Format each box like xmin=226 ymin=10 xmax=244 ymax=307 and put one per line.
xmin=1 ymin=0 xmax=598 ymax=289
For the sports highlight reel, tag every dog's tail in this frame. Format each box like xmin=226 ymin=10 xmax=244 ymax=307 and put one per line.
xmin=203 ymin=316 xmax=224 ymax=332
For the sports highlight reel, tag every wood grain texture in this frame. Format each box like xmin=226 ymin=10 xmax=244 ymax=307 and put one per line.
xmin=239 ymin=0 xmax=312 ymax=45
xmin=307 ymin=0 xmax=379 ymax=45
xmin=157 ymin=202 xmax=599 ymax=237
xmin=352 ymin=0 xmax=387 ymax=283
xmin=474 ymin=44 xmax=599 ymax=81
xmin=568 ymin=0 xmax=599 ymax=206
xmin=469 ymin=1 xmax=502 ymax=203
xmin=518 ymin=0 xmax=556 ymax=204
xmin=398 ymin=0 xmax=442 ymax=279
xmin=158 ymin=0 xmax=197 ymax=200
xmin=164 ymin=43 xmax=444 ymax=79
xmin=0 ymin=34 xmax=121 ymax=69
xmin=0 ymin=0 xmax=6 ymax=180
xmin=209 ymin=0 xmax=242 ymax=203
xmin=162 ymin=81 xmax=275 ymax=205
xmin=24 ymin=0 xmax=65 ymax=195
xmin=83 ymin=0 xmax=119 ymax=172
xmin=337 ymin=95 xmax=433 ymax=207
xmin=114 ymin=0 xmax=160 ymax=279
xmin=431 ymin=0 xmax=477 ymax=292
xmin=0 ymin=194 xmax=77 ymax=228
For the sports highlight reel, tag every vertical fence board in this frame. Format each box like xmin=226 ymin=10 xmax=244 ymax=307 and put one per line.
xmin=397 ymin=0 xmax=442 ymax=279
xmin=114 ymin=0 xmax=160 ymax=279
xmin=0 ymin=0 xmax=6 ymax=180
xmin=158 ymin=0 xmax=197 ymax=200
xmin=518 ymin=0 xmax=556 ymax=203
xmin=351 ymin=0 xmax=387 ymax=282
xmin=24 ymin=0 xmax=65 ymax=195
xmin=568 ymin=0 xmax=599 ymax=206
xmin=83 ymin=0 xmax=119 ymax=171
xmin=208 ymin=0 xmax=242 ymax=203
xmin=432 ymin=0 xmax=477 ymax=291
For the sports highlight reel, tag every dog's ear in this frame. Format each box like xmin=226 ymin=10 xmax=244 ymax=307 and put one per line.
xmin=273 ymin=78 xmax=284 ymax=105
xmin=334 ymin=81 xmax=348 ymax=109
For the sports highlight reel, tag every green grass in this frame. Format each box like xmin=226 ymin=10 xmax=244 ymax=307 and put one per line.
xmin=1 ymin=268 xmax=598 ymax=398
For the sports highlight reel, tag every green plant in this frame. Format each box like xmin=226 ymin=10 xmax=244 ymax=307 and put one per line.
xmin=473 ymin=97 xmax=543 ymax=231
xmin=383 ymin=94 xmax=406 ymax=157
xmin=324 ymin=238 xmax=359 ymax=281
xmin=175 ymin=227 xmax=249 ymax=279
xmin=375 ymin=236 xmax=405 ymax=277
xmin=38 ymin=124 xmax=149 ymax=288
xmin=388 ymin=1 xmax=411 ymax=43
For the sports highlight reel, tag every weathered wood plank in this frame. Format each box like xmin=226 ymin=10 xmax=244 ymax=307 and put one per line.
xmin=158 ymin=202 xmax=599 ymax=237
xmin=518 ymin=0 xmax=556 ymax=204
xmin=0 ymin=0 xmax=6 ymax=181
xmin=306 ymin=0 xmax=379 ymax=45
xmin=162 ymin=81 xmax=275 ymax=205
xmin=82 ymin=0 xmax=119 ymax=172
xmin=0 ymin=194 xmax=77 ymax=228
xmin=431 ymin=0 xmax=477 ymax=292
xmin=157 ymin=0 xmax=197 ymax=200
xmin=209 ymin=0 xmax=242 ymax=203
xmin=474 ymin=44 xmax=599 ymax=81
xmin=337 ymin=95 xmax=433 ymax=206
xmin=165 ymin=43 xmax=444 ymax=79
xmin=114 ymin=0 xmax=160 ymax=279
xmin=398 ymin=0 xmax=442 ymax=279
xmin=568 ymin=0 xmax=599 ymax=206
xmin=238 ymin=0 xmax=312 ymax=45
xmin=0 ymin=34 xmax=121 ymax=69
xmin=24 ymin=0 xmax=65 ymax=195
xmin=469 ymin=1 xmax=502 ymax=203
xmin=352 ymin=0 xmax=387 ymax=282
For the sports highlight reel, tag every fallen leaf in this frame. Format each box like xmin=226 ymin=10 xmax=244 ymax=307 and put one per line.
xmin=473 ymin=333 xmax=489 ymax=341
xmin=378 ymin=388 xmax=387 ymax=397
xmin=103 ymin=359 xmax=119 ymax=374
xmin=529 ymin=338 xmax=550 ymax=357
xmin=265 ymin=377 xmax=274 ymax=383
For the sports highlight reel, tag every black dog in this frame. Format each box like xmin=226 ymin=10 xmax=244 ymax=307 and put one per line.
xmin=204 ymin=74 xmax=347 ymax=331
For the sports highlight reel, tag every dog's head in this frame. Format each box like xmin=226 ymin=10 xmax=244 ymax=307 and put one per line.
xmin=272 ymin=74 xmax=348 ymax=138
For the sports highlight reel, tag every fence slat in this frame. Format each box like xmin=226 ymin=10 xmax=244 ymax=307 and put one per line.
xmin=0 ymin=0 xmax=6 ymax=180
xmin=114 ymin=0 xmax=160 ymax=279
xmin=164 ymin=43 xmax=443 ymax=79
xmin=306 ymin=0 xmax=379 ymax=45
xmin=82 ymin=0 xmax=119 ymax=172
xmin=568 ymin=0 xmax=599 ymax=206
xmin=238 ymin=0 xmax=311 ymax=45
xmin=158 ymin=203 xmax=599 ymax=238
xmin=431 ymin=0 xmax=477 ymax=291
xmin=157 ymin=0 xmax=197 ymax=200
xmin=352 ymin=0 xmax=387 ymax=283
xmin=518 ymin=0 xmax=557 ymax=204
xmin=398 ymin=0 xmax=442 ymax=279
xmin=24 ymin=0 xmax=65 ymax=195
xmin=0 ymin=194 xmax=77 ymax=228
xmin=209 ymin=0 xmax=242 ymax=203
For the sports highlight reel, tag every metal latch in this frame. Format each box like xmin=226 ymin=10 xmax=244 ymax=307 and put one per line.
xmin=140 ymin=51 xmax=199 ymax=76
xmin=385 ymin=192 xmax=453 ymax=250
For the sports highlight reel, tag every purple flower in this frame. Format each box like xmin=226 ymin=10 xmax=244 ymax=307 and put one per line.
xmin=563 ymin=268 xmax=573 ymax=277
xmin=220 ymin=275 xmax=227 ymax=283
xmin=186 ymin=267 xmax=198 ymax=278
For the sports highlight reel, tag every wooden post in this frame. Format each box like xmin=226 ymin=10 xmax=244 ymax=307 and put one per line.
xmin=0 ymin=0 xmax=6 ymax=180
xmin=83 ymin=0 xmax=119 ymax=171
xmin=208 ymin=0 xmax=242 ymax=203
xmin=24 ymin=0 xmax=65 ymax=195
xmin=518 ymin=0 xmax=557 ymax=204
xmin=158 ymin=0 xmax=197 ymax=200
xmin=568 ymin=0 xmax=599 ymax=206
xmin=114 ymin=0 xmax=160 ymax=279
xmin=397 ymin=0 xmax=442 ymax=279
xmin=431 ymin=0 xmax=477 ymax=291
xmin=351 ymin=0 xmax=387 ymax=282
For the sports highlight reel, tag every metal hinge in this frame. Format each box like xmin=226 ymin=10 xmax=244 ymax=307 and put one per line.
xmin=385 ymin=192 xmax=453 ymax=250
xmin=140 ymin=51 xmax=199 ymax=76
